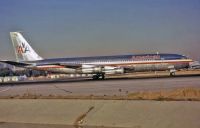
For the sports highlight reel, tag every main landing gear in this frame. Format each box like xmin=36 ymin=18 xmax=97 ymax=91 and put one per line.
xmin=170 ymin=69 xmax=176 ymax=76
xmin=170 ymin=72 xmax=176 ymax=76
xmin=92 ymin=73 xmax=105 ymax=80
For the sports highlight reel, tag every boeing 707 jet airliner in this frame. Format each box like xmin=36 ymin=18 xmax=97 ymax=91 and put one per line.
xmin=1 ymin=32 xmax=193 ymax=79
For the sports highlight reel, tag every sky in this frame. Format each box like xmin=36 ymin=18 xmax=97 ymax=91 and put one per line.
xmin=0 ymin=0 xmax=200 ymax=60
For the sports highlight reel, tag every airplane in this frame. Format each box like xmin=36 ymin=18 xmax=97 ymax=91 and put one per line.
xmin=0 ymin=32 xmax=193 ymax=80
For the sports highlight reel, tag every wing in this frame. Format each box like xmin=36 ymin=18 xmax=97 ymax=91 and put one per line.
xmin=0 ymin=60 xmax=83 ymax=69
xmin=0 ymin=60 xmax=126 ymax=74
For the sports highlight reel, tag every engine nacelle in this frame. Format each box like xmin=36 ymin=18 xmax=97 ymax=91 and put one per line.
xmin=123 ymin=67 xmax=135 ymax=73
xmin=81 ymin=65 xmax=102 ymax=73
xmin=103 ymin=66 xmax=124 ymax=74
xmin=80 ymin=65 xmax=125 ymax=74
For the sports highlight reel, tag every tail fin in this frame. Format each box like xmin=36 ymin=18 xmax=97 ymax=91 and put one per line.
xmin=10 ymin=32 xmax=43 ymax=62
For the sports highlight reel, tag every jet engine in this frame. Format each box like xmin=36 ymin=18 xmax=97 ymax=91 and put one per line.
xmin=103 ymin=66 xmax=124 ymax=74
xmin=81 ymin=65 xmax=102 ymax=73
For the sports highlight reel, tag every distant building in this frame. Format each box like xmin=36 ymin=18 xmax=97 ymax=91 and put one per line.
xmin=0 ymin=62 xmax=47 ymax=77
xmin=0 ymin=62 xmax=14 ymax=70
xmin=0 ymin=62 xmax=7 ymax=69
xmin=0 ymin=63 xmax=3 ymax=69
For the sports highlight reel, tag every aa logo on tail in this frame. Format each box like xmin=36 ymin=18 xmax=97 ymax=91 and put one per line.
xmin=16 ymin=42 xmax=30 ymax=54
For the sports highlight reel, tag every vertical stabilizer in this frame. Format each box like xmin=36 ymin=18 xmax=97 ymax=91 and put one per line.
xmin=10 ymin=32 xmax=43 ymax=62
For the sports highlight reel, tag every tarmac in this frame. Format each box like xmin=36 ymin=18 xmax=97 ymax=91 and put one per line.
xmin=0 ymin=75 xmax=200 ymax=97
xmin=0 ymin=71 xmax=200 ymax=128
xmin=0 ymin=99 xmax=200 ymax=128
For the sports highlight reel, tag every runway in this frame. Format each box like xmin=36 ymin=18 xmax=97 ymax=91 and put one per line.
xmin=0 ymin=75 xmax=200 ymax=97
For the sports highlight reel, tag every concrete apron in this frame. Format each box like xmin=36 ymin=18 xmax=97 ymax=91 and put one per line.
xmin=0 ymin=99 xmax=200 ymax=128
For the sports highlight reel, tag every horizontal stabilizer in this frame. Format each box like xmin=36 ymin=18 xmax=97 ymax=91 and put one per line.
xmin=0 ymin=60 xmax=30 ymax=67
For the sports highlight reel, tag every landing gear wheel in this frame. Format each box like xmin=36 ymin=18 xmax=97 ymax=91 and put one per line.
xmin=101 ymin=74 xmax=105 ymax=80
xmin=170 ymin=72 xmax=175 ymax=76
xmin=92 ymin=75 xmax=99 ymax=80
xmin=92 ymin=74 xmax=105 ymax=80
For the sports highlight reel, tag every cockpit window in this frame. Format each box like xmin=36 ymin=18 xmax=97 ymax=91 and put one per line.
xmin=181 ymin=55 xmax=188 ymax=59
